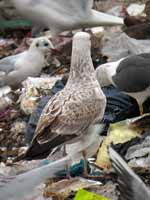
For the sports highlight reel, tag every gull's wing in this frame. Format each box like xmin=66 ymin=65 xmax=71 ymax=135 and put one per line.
xmin=34 ymin=87 xmax=102 ymax=144
xmin=0 ymin=52 xmax=25 ymax=74
xmin=112 ymin=53 xmax=150 ymax=92
xmin=109 ymin=147 xmax=150 ymax=200
xmin=13 ymin=0 xmax=93 ymax=34
xmin=0 ymin=52 xmax=27 ymax=86
xmin=17 ymin=87 xmax=104 ymax=161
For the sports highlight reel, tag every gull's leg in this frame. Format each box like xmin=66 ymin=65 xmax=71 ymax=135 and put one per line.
xmin=137 ymin=101 xmax=144 ymax=115
xmin=139 ymin=105 xmax=144 ymax=115
xmin=82 ymin=150 xmax=88 ymax=177
xmin=63 ymin=145 xmax=71 ymax=179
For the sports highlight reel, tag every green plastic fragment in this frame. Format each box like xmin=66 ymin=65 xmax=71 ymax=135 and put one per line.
xmin=74 ymin=189 xmax=109 ymax=200
xmin=0 ymin=20 xmax=32 ymax=29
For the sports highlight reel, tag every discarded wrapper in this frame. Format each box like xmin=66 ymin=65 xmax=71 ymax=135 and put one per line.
xmin=75 ymin=189 xmax=109 ymax=200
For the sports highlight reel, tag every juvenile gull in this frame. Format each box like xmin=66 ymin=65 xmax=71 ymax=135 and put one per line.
xmin=96 ymin=53 xmax=150 ymax=114
xmin=13 ymin=0 xmax=123 ymax=36
xmin=15 ymin=32 xmax=106 ymax=162
xmin=0 ymin=37 xmax=54 ymax=88
xmin=109 ymin=146 xmax=150 ymax=200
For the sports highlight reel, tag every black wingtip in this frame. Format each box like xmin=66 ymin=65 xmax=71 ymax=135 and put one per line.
xmin=13 ymin=139 xmax=53 ymax=162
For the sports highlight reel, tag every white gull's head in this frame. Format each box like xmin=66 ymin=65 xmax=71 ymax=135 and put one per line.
xmin=29 ymin=37 xmax=54 ymax=53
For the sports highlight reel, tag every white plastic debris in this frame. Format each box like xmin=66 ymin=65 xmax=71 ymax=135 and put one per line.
xmin=127 ymin=3 xmax=145 ymax=16
xmin=91 ymin=27 xmax=105 ymax=39
xmin=102 ymin=33 xmax=150 ymax=61
xmin=22 ymin=76 xmax=61 ymax=91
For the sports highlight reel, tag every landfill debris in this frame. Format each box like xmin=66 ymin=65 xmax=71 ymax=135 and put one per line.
xmin=97 ymin=113 xmax=150 ymax=169
xmin=124 ymin=23 xmax=150 ymax=39
xmin=0 ymin=1 xmax=150 ymax=200
xmin=96 ymin=114 xmax=149 ymax=169
xmin=109 ymin=146 xmax=150 ymax=200
xmin=43 ymin=178 xmax=101 ymax=199
xmin=20 ymin=76 xmax=61 ymax=115
xmin=127 ymin=3 xmax=145 ymax=16
xmin=102 ymin=33 xmax=150 ymax=61
xmin=125 ymin=133 xmax=150 ymax=168
xmin=11 ymin=121 xmax=27 ymax=136
xmin=0 ymin=96 xmax=12 ymax=112
xmin=91 ymin=27 xmax=105 ymax=39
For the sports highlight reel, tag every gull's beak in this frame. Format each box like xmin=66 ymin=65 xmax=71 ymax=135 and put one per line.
xmin=49 ymin=41 xmax=55 ymax=50
xmin=51 ymin=47 xmax=61 ymax=54
xmin=47 ymin=41 xmax=59 ymax=53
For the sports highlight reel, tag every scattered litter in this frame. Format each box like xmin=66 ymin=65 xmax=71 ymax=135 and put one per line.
xmin=102 ymin=33 xmax=150 ymax=61
xmin=43 ymin=178 xmax=101 ymax=199
xmin=75 ymin=189 xmax=109 ymax=200
xmin=20 ymin=76 xmax=61 ymax=115
xmin=127 ymin=3 xmax=145 ymax=16
xmin=0 ymin=1 xmax=150 ymax=199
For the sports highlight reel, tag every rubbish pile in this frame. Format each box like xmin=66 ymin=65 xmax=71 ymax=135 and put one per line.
xmin=0 ymin=1 xmax=150 ymax=200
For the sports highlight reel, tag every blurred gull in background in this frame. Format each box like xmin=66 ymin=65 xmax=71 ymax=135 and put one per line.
xmin=13 ymin=0 xmax=123 ymax=36
xmin=0 ymin=156 xmax=70 ymax=200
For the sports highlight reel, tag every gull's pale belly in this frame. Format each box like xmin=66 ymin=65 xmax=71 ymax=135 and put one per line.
xmin=125 ymin=86 xmax=150 ymax=104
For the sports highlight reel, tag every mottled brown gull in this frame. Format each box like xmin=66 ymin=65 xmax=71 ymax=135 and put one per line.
xmin=15 ymin=32 xmax=106 ymax=164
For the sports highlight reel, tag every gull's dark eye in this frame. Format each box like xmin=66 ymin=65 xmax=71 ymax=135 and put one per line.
xmin=36 ymin=42 xmax=39 ymax=47
xmin=44 ymin=42 xmax=49 ymax=47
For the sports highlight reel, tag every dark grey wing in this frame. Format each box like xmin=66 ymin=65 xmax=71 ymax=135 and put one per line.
xmin=112 ymin=54 xmax=150 ymax=92
xmin=109 ymin=147 xmax=150 ymax=200
xmin=0 ymin=53 xmax=23 ymax=74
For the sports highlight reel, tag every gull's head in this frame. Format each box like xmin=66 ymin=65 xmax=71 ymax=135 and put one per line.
xmin=69 ymin=31 xmax=96 ymax=81
xmin=29 ymin=37 xmax=54 ymax=54
xmin=73 ymin=32 xmax=91 ymax=50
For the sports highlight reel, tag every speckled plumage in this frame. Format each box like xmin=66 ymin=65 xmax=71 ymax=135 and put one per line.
xmin=35 ymin=32 xmax=106 ymax=143
xmin=17 ymin=32 xmax=106 ymax=160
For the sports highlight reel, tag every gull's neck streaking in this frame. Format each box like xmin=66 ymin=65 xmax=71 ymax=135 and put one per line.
xmin=67 ymin=32 xmax=96 ymax=87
